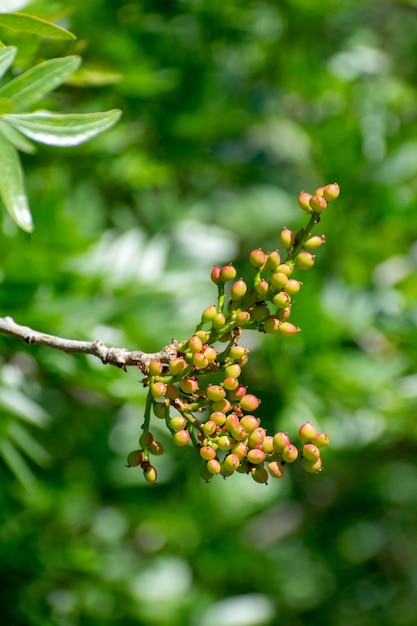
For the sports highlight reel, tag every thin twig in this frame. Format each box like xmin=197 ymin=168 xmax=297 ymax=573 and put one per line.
xmin=0 ymin=316 xmax=178 ymax=370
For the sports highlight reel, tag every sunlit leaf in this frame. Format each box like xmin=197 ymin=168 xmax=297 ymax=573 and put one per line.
xmin=3 ymin=109 xmax=122 ymax=146
xmin=0 ymin=438 xmax=36 ymax=489
xmin=0 ymin=55 xmax=81 ymax=111
xmin=0 ymin=45 xmax=17 ymax=80
xmin=0 ymin=119 xmax=35 ymax=153
xmin=0 ymin=12 xmax=75 ymax=40
xmin=0 ymin=127 xmax=32 ymax=231
xmin=0 ymin=387 xmax=51 ymax=427
xmin=7 ymin=420 xmax=51 ymax=467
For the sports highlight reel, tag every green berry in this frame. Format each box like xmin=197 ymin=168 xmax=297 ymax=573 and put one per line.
xmin=229 ymin=345 xmax=248 ymax=360
xmin=255 ymin=279 xmax=269 ymax=297
xmin=228 ymin=384 xmax=247 ymax=402
xmin=251 ymin=303 xmax=270 ymax=323
xmin=300 ymin=456 xmax=323 ymax=473
xmin=323 ymin=182 xmax=340 ymax=202
xmin=188 ymin=335 xmax=203 ymax=354
xmin=203 ymin=420 xmax=217 ymax=437
xmin=180 ymin=377 xmax=199 ymax=394
xmin=202 ymin=305 xmax=218 ymax=323
xmin=166 ymin=383 xmax=180 ymax=400
xmin=231 ymin=279 xmax=248 ymax=300
xmin=220 ymin=264 xmax=237 ymax=282
xmin=153 ymin=402 xmax=167 ymax=419
xmin=230 ymin=424 xmax=247 ymax=441
xmin=284 ymin=279 xmax=302 ymax=295
xmin=200 ymin=446 xmax=217 ymax=461
xmin=126 ymin=450 xmax=143 ymax=467
xmin=210 ymin=411 xmax=227 ymax=426
xmin=204 ymin=346 xmax=218 ymax=362
xmin=277 ymin=263 xmax=294 ymax=276
xmin=280 ymin=228 xmax=295 ymax=249
xmin=169 ymin=415 xmax=187 ymax=431
xmin=263 ymin=435 xmax=275 ymax=454
xmin=271 ymin=272 xmax=288 ymax=289
xmin=207 ymin=385 xmax=226 ymax=402
xmin=212 ymin=312 xmax=226 ymax=329
xmin=210 ymin=398 xmax=232 ymax=413
xmin=193 ymin=353 xmax=209 ymax=369
xmin=150 ymin=381 xmax=167 ymax=399
xmin=295 ymin=251 xmax=315 ymax=270
xmin=224 ymin=363 xmax=241 ymax=379
xmin=272 ymin=292 xmax=291 ymax=309
xmin=143 ymin=465 xmax=158 ymax=484
xmin=169 ymin=357 xmax=188 ymax=376
xmin=149 ymin=359 xmax=163 ymax=376
xmin=251 ymin=466 xmax=269 ymax=484
xmin=232 ymin=441 xmax=248 ymax=459
xmin=304 ymin=235 xmax=325 ymax=251
xmin=222 ymin=377 xmax=239 ymax=391
xmin=223 ymin=453 xmax=240 ymax=473
xmin=240 ymin=415 xmax=260 ymax=432
xmin=266 ymin=250 xmax=281 ymax=270
xmin=235 ymin=311 xmax=251 ymax=326
xmin=249 ymin=248 xmax=267 ymax=268
xmin=217 ymin=435 xmax=234 ymax=451
xmin=248 ymin=427 xmax=265 ymax=448
xmin=207 ymin=459 xmax=221 ymax=475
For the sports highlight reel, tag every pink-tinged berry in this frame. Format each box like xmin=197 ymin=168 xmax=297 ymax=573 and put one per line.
xmin=210 ymin=398 xmax=232 ymax=413
xmin=211 ymin=266 xmax=221 ymax=284
xmin=282 ymin=444 xmax=299 ymax=463
xmin=277 ymin=306 xmax=292 ymax=321
xmin=298 ymin=421 xmax=317 ymax=443
xmin=204 ymin=346 xmax=218 ymax=362
xmin=143 ymin=465 xmax=158 ymax=484
xmin=251 ymin=303 xmax=270 ymax=323
xmin=203 ymin=420 xmax=217 ymax=437
xmin=272 ymin=292 xmax=292 ymax=309
xmin=251 ymin=466 xmax=269 ymax=484
xmin=247 ymin=448 xmax=266 ymax=464
xmin=206 ymin=385 xmax=226 ymax=402
xmin=249 ymin=248 xmax=267 ymax=268
xmin=240 ymin=414 xmax=260 ymax=432
xmin=304 ymin=235 xmax=325 ymax=251
xmin=126 ymin=450 xmax=143 ymax=467
xmin=232 ymin=441 xmax=248 ymax=459
xmin=224 ymin=363 xmax=241 ymax=379
xmin=315 ymin=186 xmax=325 ymax=197
xmin=273 ymin=431 xmax=291 ymax=454
xmin=149 ymin=359 xmax=163 ymax=376
xmin=240 ymin=394 xmax=260 ymax=412
xmin=263 ymin=435 xmax=275 ymax=454
xmin=301 ymin=456 xmax=323 ymax=474
xmin=280 ymin=228 xmax=295 ymax=249
xmin=217 ymin=435 xmax=234 ymax=451
xmin=210 ymin=411 xmax=227 ymax=426
xmin=311 ymin=432 xmax=330 ymax=448
xmin=173 ymin=429 xmax=191 ymax=447
xmin=255 ymin=279 xmax=269 ymax=297
xmin=188 ymin=335 xmax=203 ymax=354
xmin=202 ymin=304 xmax=217 ymax=324
xmin=220 ymin=264 xmax=237 ymax=282
xmin=263 ymin=316 xmax=280 ymax=334
xmin=200 ymin=446 xmax=217 ymax=461
xmin=150 ymin=381 xmax=167 ymax=399
xmin=229 ymin=345 xmax=248 ymax=361
xmin=277 ymin=263 xmax=294 ymax=276
xmin=180 ymin=377 xmax=199 ymax=394
xmin=230 ymin=424 xmax=247 ymax=441
xmin=248 ymin=427 xmax=265 ymax=448
xmin=278 ymin=322 xmax=300 ymax=336
xmin=223 ymin=377 xmax=239 ymax=391
xmin=303 ymin=443 xmax=320 ymax=461
xmin=266 ymin=250 xmax=281 ymax=270
xmin=193 ymin=353 xmax=209 ymax=369
xmin=149 ymin=440 xmax=164 ymax=456
xmin=295 ymin=251 xmax=315 ymax=270
xmin=169 ymin=415 xmax=187 ymax=431
xmin=284 ymin=279 xmax=302 ymax=295
xmin=271 ymin=272 xmax=288 ymax=290
xmin=165 ymin=384 xmax=180 ymax=400
xmin=298 ymin=191 xmax=313 ymax=213
xmin=228 ymin=384 xmax=247 ymax=402
xmin=225 ymin=413 xmax=240 ymax=430
xmin=323 ymin=182 xmax=340 ymax=202
xmin=169 ymin=357 xmax=188 ymax=376
xmin=231 ymin=279 xmax=248 ymax=300
xmin=207 ymin=459 xmax=221 ymax=475
xmin=235 ymin=311 xmax=251 ymax=326
xmin=309 ymin=195 xmax=327 ymax=213
xmin=212 ymin=312 xmax=226 ymax=329
xmin=268 ymin=461 xmax=285 ymax=478
xmin=223 ymin=453 xmax=241 ymax=473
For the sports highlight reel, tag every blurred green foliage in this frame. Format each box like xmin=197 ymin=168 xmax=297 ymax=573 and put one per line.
xmin=1 ymin=0 xmax=417 ymax=625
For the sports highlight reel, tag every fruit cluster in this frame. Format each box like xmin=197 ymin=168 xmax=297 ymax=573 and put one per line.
xmin=126 ymin=184 xmax=339 ymax=484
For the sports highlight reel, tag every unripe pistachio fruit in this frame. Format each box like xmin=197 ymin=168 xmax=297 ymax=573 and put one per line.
xmin=249 ymin=248 xmax=267 ymax=268
xmin=173 ymin=429 xmax=191 ymax=446
xmin=301 ymin=456 xmax=323 ymax=474
xmin=295 ymin=251 xmax=315 ymax=270
xmin=188 ymin=335 xmax=203 ymax=353
xmin=278 ymin=322 xmax=300 ymax=336
xmin=143 ymin=465 xmax=158 ymax=484
xmin=282 ymin=444 xmax=299 ymax=463
xmin=280 ymin=228 xmax=295 ymax=249
xmin=229 ymin=345 xmax=248 ymax=360
xmin=309 ymin=195 xmax=327 ymax=212
xmin=247 ymin=448 xmax=266 ymax=464
xmin=235 ymin=311 xmax=251 ymax=326
xmin=268 ymin=461 xmax=285 ymax=478
xmin=298 ymin=191 xmax=313 ymax=212
xmin=251 ymin=466 xmax=269 ymax=483
xmin=220 ymin=264 xmax=237 ymax=282
xmin=210 ymin=266 xmax=221 ymax=284
xmin=263 ymin=315 xmax=280 ymax=334
xmin=202 ymin=304 xmax=217 ymax=323
xmin=169 ymin=415 xmax=187 ymax=431
xmin=271 ymin=272 xmax=288 ymax=289
xmin=255 ymin=279 xmax=269 ymax=297
xmin=266 ymin=250 xmax=281 ymax=270
xmin=240 ymin=414 xmax=260 ymax=432
xmin=298 ymin=421 xmax=317 ymax=443
xmin=251 ymin=303 xmax=270 ymax=323
xmin=323 ymin=182 xmax=340 ymax=202
xmin=240 ymin=394 xmax=260 ymax=412
xmin=169 ymin=357 xmax=188 ymax=376
xmin=212 ymin=312 xmax=226 ymax=329
xmin=311 ymin=432 xmax=330 ymax=448
xmin=150 ymin=381 xmax=167 ymax=399
xmin=284 ymin=279 xmax=301 ymax=295
xmin=200 ymin=445 xmax=217 ymax=461
xmin=231 ymin=279 xmax=247 ymax=300
xmin=303 ymin=443 xmax=320 ymax=461
xmin=272 ymin=292 xmax=292 ymax=309
xmin=126 ymin=450 xmax=143 ymax=467
xmin=273 ymin=431 xmax=291 ymax=453
xmin=277 ymin=263 xmax=293 ymax=276
xmin=149 ymin=359 xmax=163 ymax=376
xmin=206 ymin=385 xmax=226 ymax=402
xmin=207 ymin=459 xmax=221 ymax=475
xmin=149 ymin=440 xmax=164 ymax=455
xmin=304 ymin=235 xmax=325 ymax=251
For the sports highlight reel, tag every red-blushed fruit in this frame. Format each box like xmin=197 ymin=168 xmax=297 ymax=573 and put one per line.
xmin=311 ymin=432 xmax=330 ymax=448
xmin=273 ymin=431 xmax=291 ymax=453
xmin=266 ymin=250 xmax=281 ymax=270
xmin=298 ymin=191 xmax=313 ymax=212
xmin=207 ymin=458 xmax=221 ymax=475
xmin=211 ymin=266 xmax=221 ymax=284
xmin=298 ymin=421 xmax=317 ymax=443
xmin=271 ymin=271 xmax=288 ymax=290
xmin=240 ymin=414 xmax=260 ymax=432
xmin=251 ymin=466 xmax=269 ymax=483
xmin=248 ymin=427 xmax=265 ymax=448
xmin=220 ymin=264 xmax=237 ymax=282
xmin=210 ymin=398 xmax=232 ymax=413
xmin=315 ymin=186 xmax=325 ymax=197
xmin=153 ymin=402 xmax=167 ymax=419
xmin=200 ymin=445 xmax=217 ymax=461
xmin=210 ymin=411 xmax=227 ymax=427
xmin=228 ymin=384 xmax=247 ymax=402
xmin=204 ymin=346 xmax=218 ymax=362
xmin=173 ymin=429 xmax=191 ymax=446
xmin=272 ymin=292 xmax=292 ymax=309
xmin=143 ymin=465 xmax=158 ymax=484
xmin=165 ymin=383 xmax=180 ymax=400
xmin=235 ymin=311 xmax=251 ymax=326
xmin=223 ymin=377 xmax=239 ymax=391
xmin=263 ymin=315 xmax=280 ymax=334
xmin=225 ymin=413 xmax=240 ymax=430
xmin=309 ymin=195 xmax=327 ymax=212
xmin=303 ymin=443 xmax=320 ymax=461
xmin=150 ymin=381 xmax=167 ymax=399
xmin=268 ymin=461 xmax=285 ymax=478
xmin=188 ymin=335 xmax=203 ymax=354
xmin=323 ymin=182 xmax=340 ymax=202
xmin=212 ymin=312 xmax=226 ymax=329
xmin=304 ymin=235 xmax=325 ymax=251
xmin=149 ymin=359 xmax=163 ymax=376
xmin=247 ymin=448 xmax=266 ymax=464
xmin=224 ymin=363 xmax=241 ymax=379
xmin=251 ymin=303 xmax=270 ymax=323
xmin=240 ymin=394 xmax=260 ymax=412
xmin=193 ymin=353 xmax=209 ymax=369
xmin=301 ymin=456 xmax=323 ymax=474
xmin=169 ymin=357 xmax=188 ymax=376
xmin=282 ymin=444 xmax=299 ymax=463
xmin=202 ymin=304 xmax=217 ymax=323
xmin=180 ymin=376 xmax=199 ymax=394
xmin=255 ymin=279 xmax=269 ymax=297
xmin=149 ymin=440 xmax=164 ymax=456
xmin=280 ymin=227 xmax=295 ymax=249
xmin=231 ymin=279 xmax=248 ymax=300
xmin=284 ymin=279 xmax=302 ymax=295
xmin=263 ymin=435 xmax=275 ymax=454
xmin=139 ymin=431 xmax=154 ymax=448
xmin=230 ymin=424 xmax=247 ymax=441
xmin=206 ymin=385 xmax=226 ymax=402
xmin=126 ymin=450 xmax=143 ymax=467
xmin=203 ymin=420 xmax=217 ymax=437
xmin=217 ymin=435 xmax=234 ymax=451
xmin=169 ymin=415 xmax=187 ymax=431
xmin=223 ymin=453 xmax=241 ymax=473
xmin=232 ymin=441 xmax=248 ymax=460
xmin=295 ymin=251 xmax=315 ymax=270
xmin=277 ymin=263 xmax=294 ymax=276
xmin=249 ymin=248 xmax=267 ymax=268
xmin=278 ymin=322 xmax=300 ymax=336
xmin=277 ymin=306 xmax=292 ymax=321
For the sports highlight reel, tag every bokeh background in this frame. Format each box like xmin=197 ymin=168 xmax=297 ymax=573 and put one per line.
xmin=1 ymin=1 xmax=417 ymax=624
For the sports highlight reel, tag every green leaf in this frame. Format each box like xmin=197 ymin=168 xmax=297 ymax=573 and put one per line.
xmin=0 ymin=438 xmax=36 ymax=489
xmin=0 ymin=119 xmax=35 ymax=153
xmin=7 ymin=421 xmax=51 ymax=467
xmin=0 ymin=45 xmax=17 ymax=80
xmin=3 ymin=109 xmax=122 ymax=146
xmin=0 ymin=55 xmax=81 ymax=111
xmin=0 ymin=12 xmax=76 ymax=40
xmin=0 ymin=127 xmax=32 ymax=231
